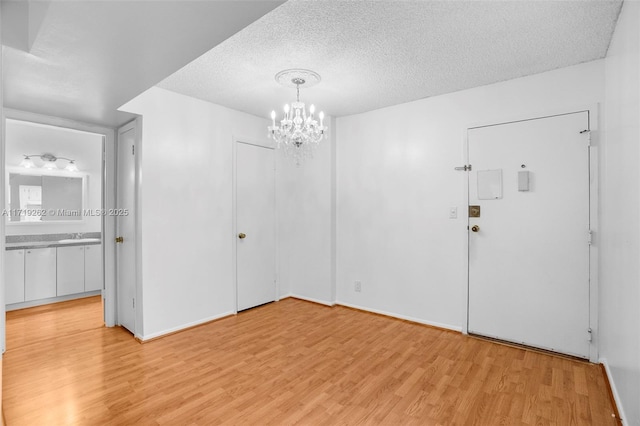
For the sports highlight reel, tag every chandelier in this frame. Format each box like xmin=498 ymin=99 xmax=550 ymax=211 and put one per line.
xmin=268 ymin=69 xmax=327 ymax=165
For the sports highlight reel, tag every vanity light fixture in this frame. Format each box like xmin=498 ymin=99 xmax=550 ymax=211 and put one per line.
xmin=268 ymin=69 xmax=327 ymax=166
xmin=20 ymin=153 xmax=79 ymax=172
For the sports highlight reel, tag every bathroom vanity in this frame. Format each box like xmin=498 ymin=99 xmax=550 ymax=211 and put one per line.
xmin=5 ymin=234 xmax=103 ymax=310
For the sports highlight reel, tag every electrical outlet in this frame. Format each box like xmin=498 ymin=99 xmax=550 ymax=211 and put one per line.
xmin=449 ymin=207 xmax=458 ymax=219
xmin=354 ymin=281 xmax=362 ymax=292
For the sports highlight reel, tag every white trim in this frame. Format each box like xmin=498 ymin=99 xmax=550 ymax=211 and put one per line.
xmin=1 ymin=84 xmax=5 ymax=354
xmin=463 ymin=104 xmax=600 ymax=361
xmin=232 ymin=137 xmax=238 ymax=313
xmin=336 ymin=300 xmax=463 ymax=332
xmin=465 ymin=102 xmax=601 ymax=132
xmin=461 ymin=126 xmax=470 ymax=335
xmin=329 ymin=116 xmax=338 ymax=304
xmin=138 ymin=311 xmax=235 ymax=341
xmin=600 ymin=358 xmax=627 ymax=425
xmin=133 ymin=118 xmax=144 ymax=340
xmin=103 ymin=124 xmax=116 ymax=328
xmin=3 ymin=108 xmax=117 ymax=327
xmin=290 ymin=293 xmax=335 ymax=307
xmin=4 ymin=109 xmax=115 ymax=135
xmin=587 ymin=105 xmax=601 ymax=363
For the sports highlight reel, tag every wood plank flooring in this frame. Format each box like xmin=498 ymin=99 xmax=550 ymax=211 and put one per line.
xmin=3 ymin=297 xmax=618 ymax=425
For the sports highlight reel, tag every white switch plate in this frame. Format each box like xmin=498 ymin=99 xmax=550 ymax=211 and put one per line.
xmin=449 ymin=207 xmax=457 ymax=219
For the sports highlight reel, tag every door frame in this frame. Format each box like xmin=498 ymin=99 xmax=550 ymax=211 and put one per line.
xmin=232 ymin=135 xmax=278 ymax=313
xmin=461 ymin=103 xmax=600 ymax=362
xmin=116 ymin=118 xmax=143 ymax=338
xmin=3 ymin=108 xmax=118 ymax=327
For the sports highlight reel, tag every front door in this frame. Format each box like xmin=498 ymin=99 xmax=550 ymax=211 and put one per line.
xmin=467 ymin=111 xmax=591 ymax=358
xmin=236 ymin=142 xmax=276 ymax=311
xmin=116 ymin=121 xmax=137 ymax=333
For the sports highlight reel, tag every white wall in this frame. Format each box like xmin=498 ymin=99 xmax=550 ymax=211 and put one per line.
xmin=601 ymin=1 xmax=640 ymax=424
xmin=120 ymin=87 xmax=273 ymax=339
xmin=4 ymin=119 xmax=102 ymax=236
xmin=1 ymin=4 xmax=6 ymax=419
xmin=336 ymin=60 xmax=604 ymax=330
xmin=276 ymin=116 xmax=335 ymax=304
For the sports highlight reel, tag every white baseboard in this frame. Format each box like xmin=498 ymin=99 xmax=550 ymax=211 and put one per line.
xmin=288 ymin=293 xmax=335 ymax=307
xmin=139 ymin=311 xmax=235 ymax=341
xmin=599 ymin=357 xmax=627 ymax=424
xmin=335 ymin=300 xmax=462 ymax=332
xmin=278 ymin=292 xmax=293 ymax=300
xmin=6 ymin=290 xmax=101 ymax=311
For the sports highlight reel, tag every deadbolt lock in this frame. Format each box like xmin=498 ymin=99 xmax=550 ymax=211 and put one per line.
xmin=469 ymin=205 xmax=481 ymax=218
xmin=471 ymin=225 xmax=480 ymax=233
xmin=238 ymin=233 xmax=246 ymax=239
xmin=115 ymin=236 xmax=124 ymax=243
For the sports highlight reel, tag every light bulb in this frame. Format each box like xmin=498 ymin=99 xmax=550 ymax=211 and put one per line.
xmin=43 ymin=161 xmax=57 ymax=170
xmin=20 ymin=156 xmax=35 ymax=168
xmin=310 ymin=104 xmax=315 ymax=116
xmin=65 ymin=161 xmax=79 ymax=172
xmin=319 ymin=111 xmax=325 ymax=127
xmin=271 ymin=110 xmax=276 ymax=126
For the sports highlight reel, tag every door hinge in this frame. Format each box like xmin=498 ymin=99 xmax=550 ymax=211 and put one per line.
xmin=587 ymin=328 xmax=592 ymax=342
xmin=587 ymin=229 xmax=593 ymax=245
xmin=580 ymin=129 xmax=591 ymax=146
xmin=454 ymin=164 xmax=472 ymax=171
xmin=132 ymin=145 xmax=135 ymax=155
xmin=133 ymin=298 xmax=135 ymax=309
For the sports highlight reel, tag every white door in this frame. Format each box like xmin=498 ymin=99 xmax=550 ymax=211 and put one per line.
xmin=116 ymin=122 xmax=137 ymax=333
xmin=467 ymin=111 xmax=591 ymax=358
xmin=236 ymin=142 xmax=276 ymax=311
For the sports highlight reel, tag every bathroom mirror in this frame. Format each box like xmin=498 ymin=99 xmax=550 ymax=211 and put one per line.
xmin=6 ymin=168 xmax=87 ymax=223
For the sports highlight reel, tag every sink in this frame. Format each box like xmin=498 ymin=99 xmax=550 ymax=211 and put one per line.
xmin=58 ymin=238 xmax=101 ymax=244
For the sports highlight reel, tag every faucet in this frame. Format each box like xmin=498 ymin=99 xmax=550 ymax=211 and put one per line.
xmin=73 ymin=232 xmax=83 ymax=240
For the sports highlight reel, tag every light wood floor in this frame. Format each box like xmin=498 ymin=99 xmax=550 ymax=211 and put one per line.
xmin=3 ymin=297 xmax=618 ymax=425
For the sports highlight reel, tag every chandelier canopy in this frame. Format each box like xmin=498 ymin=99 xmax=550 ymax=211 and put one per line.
xmin=268 ymin=69 xmax=327 ymax=165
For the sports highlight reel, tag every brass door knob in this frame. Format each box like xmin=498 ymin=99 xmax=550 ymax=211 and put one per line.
xmin=471 ymin=225 xmax=480 ymax=233
xmin=115 ymin=236 xmax=124 ymax=243
xmin=238 ymin=233 xmax=246 ymax=239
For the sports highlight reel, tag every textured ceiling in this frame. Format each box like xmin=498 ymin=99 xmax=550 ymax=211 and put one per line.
xmin=1 ymin=1 xmax=284 ymax=127
xmin=159 ymin=0 xmax=622 ymax=119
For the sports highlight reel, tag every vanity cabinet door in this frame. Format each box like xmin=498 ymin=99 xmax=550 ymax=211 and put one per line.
xmin=5 ymin=250 xmax=25 ymax=304
xmin=25 ymin=248 xmax=57 ymax=300
xmin=84 ymin=245 xmax=103 ymax=291
xmin=57 ymin=246 xmax=85 ymax=296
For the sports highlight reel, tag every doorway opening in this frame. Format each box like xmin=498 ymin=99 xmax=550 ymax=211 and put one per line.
xmin=4 ymin=118 xmax=106 ymax=350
